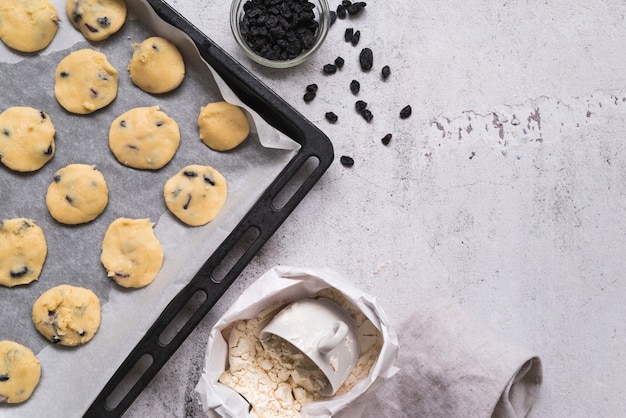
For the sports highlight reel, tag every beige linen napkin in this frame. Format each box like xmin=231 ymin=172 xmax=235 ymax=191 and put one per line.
xmin=363 ymin=299 xmax=542 ymax=418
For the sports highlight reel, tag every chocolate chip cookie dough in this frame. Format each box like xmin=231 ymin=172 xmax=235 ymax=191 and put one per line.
xmin=0 ymin=340 xmax=41 ymax=403
xmin=129 ymin=36 xmax=185 ymax=94
xmin=32 ymin=284 xmax=101 ymax=346
xmin=0 ymin=106 xmax=55 ymax=172
xmin=108 ymin=106 xmax=180 ymax=170
xmin=54 ymin=48 xmax=119 ymax=114
xmin=0 ymin=0 xmax=60 ymax=53
xmin=66 ymin=0 xmax=127 ymax=42
xmin=163 ymin=165 xmax=228 ymax=226
xmin=100 ymin=218 xmax=164 ymax=288
xmin=0 ymin=218 xmax=47 ymax=288
xmin=197 ymin=101 xmax=250 ymax=151
xmin=45 ymin=164 xmax=109 ymax=225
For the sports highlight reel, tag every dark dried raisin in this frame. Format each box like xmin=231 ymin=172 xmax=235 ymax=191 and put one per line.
xmin=351 ymin=30 xmax=360 ymax=46
xmin=359 ymin=47 xmax=373 ymax=70
xmin=40 ymin=111 xmax=47 ymax=119
xmin=85 ymin=23 xmax=99 ymax=33
xmin=306 ymin=83 xmax=318 ymax=93
xmin=120 ymin=120 xmax=126 ymax=127
xmin=330 ymin=11 xmax=337 ymax=25
xmin=323 ymin=63 xmax=337 ymax=74
xmin=2 ymin=129 xmax=9 ymax=136
xmin=183 ymin=194 xmax=192 ymax=210
xmin=335 ymin=56 xmax=344 ymax=68
xmin=60 ymin=71 xmax=69 ymax=78
xmin=336 ymin=4 xmax=346 ymax=18
xmin=44 ymin=144 xmax=53 ymax=155
xmin=303 ymin=91 xmax=316 ymax=102
xmin=53 ymin=174 xmax=61 ymax=183
xmin=203 ymin=174 xmax=216 ymax=186
xmin=340 ymin=155 xmax=354 ymax=167
xmin=325 ymin=112 xmax=338 ymax=122
xmin=347 ymin=1 xmax=367 ymax=15
xmin=381 ymin=65 xmax=391 ymax=79
xmin=400 ymin=105 xmax=412 ymax=119
xmin=350 ymin=79 xmax=360 ymax=94
xmin=355 ymin=100 xmax=368 ymax=113
xmin=65 ymin=195 xmax=73 ymax=204
xmin=52 ymin=335 xmax=62 ymax=344
xmin=382 ymin=133 xmax=392 ymax=145
xmin=10 ymin=266 xmax=28 ymax=278
xmin=97 ymin=16 xmax=111 ymax=28
xmin=344 ymin=28 xmax=354 ymax=42
xmin=183 ymin=170 xmax=198 ymax=178
xmin=0 ymin=374 xmax=8 ymax=382
xmin=361 ymin=109 xmax=373 ymax=122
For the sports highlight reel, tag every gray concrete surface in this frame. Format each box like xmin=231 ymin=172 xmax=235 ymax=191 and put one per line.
xmin=125 ymin=1 xmax=626 ymax=416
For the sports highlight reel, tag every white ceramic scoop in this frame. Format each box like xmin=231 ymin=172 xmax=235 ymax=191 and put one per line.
xmin=260 ymin=297 xmax=360 ymax=396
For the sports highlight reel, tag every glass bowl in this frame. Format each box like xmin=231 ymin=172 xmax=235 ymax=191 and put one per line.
xmin=230 ymin=0 xmax=330 ymax=68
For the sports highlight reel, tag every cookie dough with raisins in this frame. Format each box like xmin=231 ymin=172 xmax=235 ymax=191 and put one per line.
xmin=197 ymin=101 xmax=250 ymax=151
xmin=66 ymin=0 xmax=127 ymax=42
xmin=0 ymin=0 xmax=60 ymax=53
xmin=32 ymin=284 xmax=101 ymax=346
xmin=54 ymin=48 xmax=119 ymax=114
xmin=0 ymin=106 xmax=55 ymax=172
xmin=101 ymin=218 xmax=164 ymax=288
xmin=0 ymin=340 xmax=41 ymax=403
xmin=163 ymin=165 xmax=228 ymax=226
xmin=0 ymin=218 xmax=47 ymax=288
xmin=45 ymin=164 xmax=109 ymax=225
xmin=129 ymin=36 xmax=185 ymax=94
xmin=108 ymin=106 xmax=180 ymax=169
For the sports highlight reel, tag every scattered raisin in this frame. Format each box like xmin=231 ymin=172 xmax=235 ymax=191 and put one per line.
xmin=183 ymin=170 xmax=198 ymax=177
xmin=361 ymin=109 xmax=373 ymax=122
xmin=120 ymin=120 xmax=126 ymax=127
xmin=400 ymin=105 xmax=412 ymax=119
xmin=65 ymin=195 xmax=73 ymax=204
xmin=325 ymin=112 xmax=338 ymax=122
xmin=40 ymin=111 xmax=47 ymax=119
xmin=355 ymin=100 xmax=367 ymax=113
xmin=44 ymin=144 xmax=53 ymax=155
xmin=306 ymin=83 xmax=318 ymax=92
xmin=203 ymin=174 xmax=216 ymax=186
xmin=10 ymin=266 xmax=28 ymax=278
xmin=60 ymin=71 xmax=69 ymax=78
xmin=335 ymin=56 xmax=345 ymax=68
xmin=359 ymin=47 xmax=373 ymax=70
xmin=381 ymin=65 xmax=391 ymax=79
xmin=53 ymin=175 xmax=61 ymax=183
xmin=340 ymin=155 xmax=354 ymax=167
xmin=97 ymin=16 xmax=111 ymax=28
xmin=336 ymin=4 xmax=347 ymax=18
xmin=303 ymin=91 xmax=316 ymax=102
xmin=0 ymin=374 xmax=8 ymax=382
xmin=323 ymin=63 xmax=337 ymax=74
xmin=350 ymin=79 xmax=360 ymax=94
xmin=350 ymin=30 xmax=360 ymax=46
xmin=347 ymin=1 xmax=367 ymax=15
xmin=344 ymin=28 xmax=354 ymax=42
xmin=183 ymin=194 xmax=192 ymax=210
xmin=85 ymin=23 xmax=99 ymax=33
xmin=330 ymin=11 xmax=337 ymax=25
xmin=2 ymin=129 xmax=9 ymax=136
xmin=51 ymin=336 xmax=62 ymax=344
xmin=382 ymin=133 xmax=392 ymax=145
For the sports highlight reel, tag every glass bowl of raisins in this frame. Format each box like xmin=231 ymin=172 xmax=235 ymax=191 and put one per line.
xmin=230 ymin=0 xmax=330 ymax=68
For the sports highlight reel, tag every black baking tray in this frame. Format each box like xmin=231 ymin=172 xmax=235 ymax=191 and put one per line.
xmin=84 ymin=0 xmax=334 ymax=415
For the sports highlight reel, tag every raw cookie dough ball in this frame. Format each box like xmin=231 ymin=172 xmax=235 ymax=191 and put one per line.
xmin=45 ymin=164 xmax=109 ymax=225
xmin=0 ymin=107 xmax=55 ymax=172
xmin=128 ymin=36 xmax=185 ymax=94
xmin=32 ymin=284 xmax=101 ymax=346
xmin=0 ymin=0 xmax=60 ymax=53
xmin=163 ymin=165 xmax=228 ymax=226
xmin=197 ymin=101 xmax=250 ymax=151
xmin=54 ymin=48 xmax=119 ymax=114
xmin=100 ymin=218 xmax=164 ymax=288
xmin=109 ymin=106 xmax=180 ymax=169
xmin=0 ymin=341 xmax=41 ymax=403
xmin=66 ymin=0 xmax=127 ymax=42
xmin=0 ymin=218 xmax=47 ymax=288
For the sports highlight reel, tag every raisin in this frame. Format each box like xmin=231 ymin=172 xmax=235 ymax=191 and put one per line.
xmin=359 ymin=47 xmax=373 ymax=70
xmin=323 ymin=64 xmax=337 ymax=74
xmin=120 ymin=120 xmax=126 ymax=127
xmin=303 ymin=91 xmax=316 ymax=102
xmin=381 ymin=65 xmax=391 ymax=79
xmin=65 ymin=195 xmax=73 ymax=204
xmin=44 ymin=144 xmax=53 ymax=155
xmin=340 ymin=155 xmax=354 ymax=167
xmin=350 ymin=80 xmax=360 ymax=94
xmin=40 ymin=111 xmax=47 ymax=119
xmin=60 ymin=71 xmax=69 ymax=78
xmin=306 ymin=83 xmax=319 ymax=93
xmin=382 ymin=133 xmax=392 ymax=145
xmin=344 ymin=28 xmax=354 ymax=42
xmin=90 ymin=87 xmax=98 ymax=97
xmin=2 ymin=129 xmax=9 ymax=136
xmin=335 ymin=57 xmax=345 ymax=68
xmin=53 ymin=174 xmax=61 ymax=183
xmin=183 ymin=194 xmax=192 ymax=210
xmin=97 ymin=16 xmax=111 ymax=28
xmin=203 ymin=174 xmax=216 ymax=186
xmin=183 ymin=170 xmax=198 ymax=178
xmin=0 ymin=374 xmax=8 ymax=382
xmin=85 ymin=23 xmax=99 ymax=33
xmin=78 ymin=330 xmax=87 ymax=337
xmin=156 ymin=121 xmax=164 ymax=127
xmin=10 ymin=266 xmax=28 ymax=278
xmin=400 ymin=105 xmax=412 ymax=119
xmin=361 ymin=109 xmax=373 ymax=122
xmin=325 ymin=112 xmax=338 ymax=122
xmin=342 ymin=0 xmax=352 ymax=6
xmin=350 ymin=30 xmax=360 ymax=46
xmin=336 ymin=4 xmax=347 ymax=18
xmin=355 ymin=100 xmax=368 ymax=113
xmin=330 ymin=11 xmax=337 ymax=25
xmin=347 ymin=1 xmax=367 ymax=15
xmin=51 ymin=336 xmax=62 ymax=344
xmin=115 ymin=272 xmax=130 ymax=278
xmin=72 ymin=11 xmax=82 ymax=23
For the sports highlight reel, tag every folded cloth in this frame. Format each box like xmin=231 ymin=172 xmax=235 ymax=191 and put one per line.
xmin=363 ymin=299 xmax=542 ymax=418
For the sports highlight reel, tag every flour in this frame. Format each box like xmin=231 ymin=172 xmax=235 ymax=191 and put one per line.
xmin=218 ymin=289 xmax=383 ymax=417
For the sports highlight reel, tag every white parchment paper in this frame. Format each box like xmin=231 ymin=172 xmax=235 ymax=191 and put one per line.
xmin=195 ymin=266 xmax=400 ymax=418
xmin=0 ymin=1 xmax=298 ymax=416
